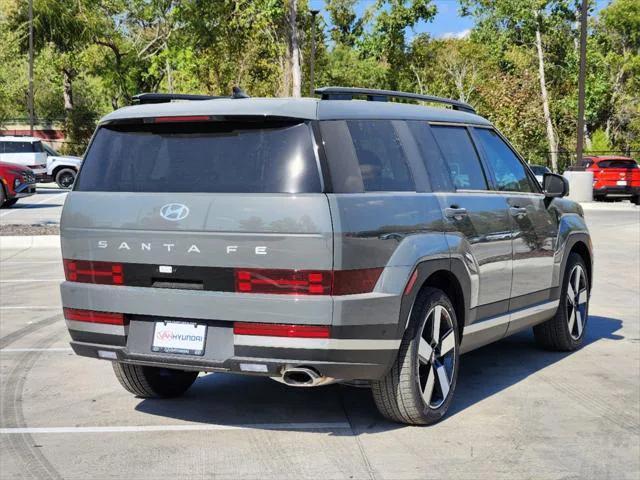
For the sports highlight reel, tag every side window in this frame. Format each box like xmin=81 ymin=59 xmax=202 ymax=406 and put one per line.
xmin=405 ymin=121 xmax=454 ymax=192
xmin=346 ymin=120 xmax=415 ymax=192
xmin=474 ymin=128 xmax=534 ymax=192
xmin=430 ymin=125 xmax=488 ymax=190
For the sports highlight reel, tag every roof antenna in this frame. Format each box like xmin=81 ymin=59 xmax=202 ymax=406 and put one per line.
xmin=232 ymin=86 xmax=250 ymax=99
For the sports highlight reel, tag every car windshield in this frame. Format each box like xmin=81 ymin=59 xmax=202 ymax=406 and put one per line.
xmin=75 ymin=120 xmax=322 ymax=193
xmin=1 ymin=141 xmax=43 ymax=153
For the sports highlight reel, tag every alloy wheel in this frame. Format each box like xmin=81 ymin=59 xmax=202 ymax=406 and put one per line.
xmin=566 ymin=264 xmax=588 ymax=340
xmin=59 ymin=172 xmax=75 ymax=188
xmin=417 ymin=305 xmax=456 ymax=409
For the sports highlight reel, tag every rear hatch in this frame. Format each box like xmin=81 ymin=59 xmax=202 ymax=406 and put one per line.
xmin=594 ymin=159 xmax=640 ymax=187
xmin=61 ymin=118 xmax=334 ymax=321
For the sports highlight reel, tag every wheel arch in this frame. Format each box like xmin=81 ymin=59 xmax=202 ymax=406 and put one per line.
xmin=52 ymin=165 xmax=77 ymax=178
xmin=397 ymin=258 xmax=470 ymax=344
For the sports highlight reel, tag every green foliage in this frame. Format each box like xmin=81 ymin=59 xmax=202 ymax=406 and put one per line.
xmin=0 ymin=0 xmax=636 ymax=158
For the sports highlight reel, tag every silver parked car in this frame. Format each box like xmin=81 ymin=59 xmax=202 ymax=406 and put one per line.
xmin=60 ymin=87 xmax=593 ymax=425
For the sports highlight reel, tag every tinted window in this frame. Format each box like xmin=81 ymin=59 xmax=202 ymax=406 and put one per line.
xmin=1 ymin=141 xmax=42 ymax=153
xmin=474 ymin=129 xmax=533 ymax=192
xmin=598 ymin=159 xmax=638 ymax=168
xmin=405 ymin=121 xmax=453 ymax=192
xmin=76 ymin=121 xmax=321 ymax=193
xmin=431 ymin=126 xmax=487 ymax=190
xmin=529 ymin=165 xmax=550 ymax=175
xmin=346 ymin=120 xmax=415 ymax=192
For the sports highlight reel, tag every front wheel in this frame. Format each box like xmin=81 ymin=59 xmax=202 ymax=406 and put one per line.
xmin=55 ymin=168 xmax=76 ymax=189
xmin=534 ymin=253 xmax=589 ymax=351
xmin=112 ymin=362 xmax=199 ymax=398
xmin=372 ymin=287 xmax=460 ymax=425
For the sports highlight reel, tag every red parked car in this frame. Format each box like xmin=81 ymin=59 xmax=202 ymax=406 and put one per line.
xmin=583 ymin=156 xmax=640 ymax=204
xmin=0 ymin=161 xmax=36 ymax=208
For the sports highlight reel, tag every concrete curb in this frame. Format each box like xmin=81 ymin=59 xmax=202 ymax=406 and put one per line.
xmin=0 ymin=235 xmax=60 ymax=249
xmin=580 ymin=202 xmax=639 ymax=211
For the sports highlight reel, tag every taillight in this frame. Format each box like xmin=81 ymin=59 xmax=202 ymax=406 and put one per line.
xmin=332 ymin=268 xmax=383 ymax=295
xmin=63 ymin=259 xmax=124 ymax=285
xmin=63 ymin=308 xmax=125 ymax=325
xmin=234 ymin=269 xmax=332 ymax=295
xmin=233 ymin=268 xmax=382 ymax=295
xmin=233 ymin=322 xmax=330 ymax=338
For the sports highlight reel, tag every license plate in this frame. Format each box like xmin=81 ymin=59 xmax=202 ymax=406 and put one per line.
xmin=617 ymin=180 xmax=627 ymax=186
xmin=152 ymin=321 xmax=206 ymax=356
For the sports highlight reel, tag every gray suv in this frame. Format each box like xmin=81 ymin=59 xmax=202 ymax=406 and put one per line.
xmin=60 ymin=87 xmax=593 ymax=425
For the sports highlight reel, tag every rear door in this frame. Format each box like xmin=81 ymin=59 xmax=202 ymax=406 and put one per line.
xmin=428 ymin=124 xmax=513 ymax=346
xmin=471 ymin=127 xmax=557 ymax=320
xmin=63 ymin=118 xmax=334 ymax=323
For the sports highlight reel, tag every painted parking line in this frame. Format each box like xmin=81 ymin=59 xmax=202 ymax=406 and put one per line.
xmin=0 ymin=422 xmax=352 ymax=434
xmin=0 ymin=279 xmax=63 ymax=283
xmin=0 ymin=192 xmax=67 ymax=217
xmin=0 ymin=306 xmax=60 ymax=310
xmin=0 ymin=348 xmax=72 ymax=353
xmin=1 ymin=261 xmax=61 ymax=265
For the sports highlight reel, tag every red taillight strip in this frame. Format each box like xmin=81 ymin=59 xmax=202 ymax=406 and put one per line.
xmin=63 ymin=308 xmax=125 ymax=325
xmin=403 ymin=270 xmax=418 ymax=296
xmin=63 ymin=259 xmax=124 ymax=285
xmin=233 ymin=322 xmax=330 ymax=338
xmin=153 ymin=115 xmax=211 ymax=123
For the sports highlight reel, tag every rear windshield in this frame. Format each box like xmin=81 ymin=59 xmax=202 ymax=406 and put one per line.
xmin=75 ymin=121 xmax=321 ymax=193
xmin=598 ymin=159 xmax=638 ymax=169
xmin=1 ymin=141 xmax=43 ymax=153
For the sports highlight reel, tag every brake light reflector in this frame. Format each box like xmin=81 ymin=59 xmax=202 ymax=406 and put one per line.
xmin=332 ymin=268 xmax=383 ymax=295
xmin=63 ymin=259 xmax=124 ymax=285
xmin=234 ymin=269 xmax=332 ymax=295
xmin=63 ymin=308 xmax=125 ymax=325
xmin=234 ymin=322 xmax=330 ymax=338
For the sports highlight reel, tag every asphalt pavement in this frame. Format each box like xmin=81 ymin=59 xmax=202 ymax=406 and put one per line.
xmin=0 ymin=200 xmax=638 ymax=479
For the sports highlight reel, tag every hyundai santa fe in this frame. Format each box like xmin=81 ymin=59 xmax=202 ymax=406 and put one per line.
xmin=60 ymin=87 xmax=593 ymax=425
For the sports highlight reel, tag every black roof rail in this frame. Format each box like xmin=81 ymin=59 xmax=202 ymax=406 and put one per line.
xmin=132 ymin=87 xmax=251 ymax=105
xmin=314 ymin=86 xmax=476 ymax=114
xmin=132 ymin=93 xmax=222 ymax=105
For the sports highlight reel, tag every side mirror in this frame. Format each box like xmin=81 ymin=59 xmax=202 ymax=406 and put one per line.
xmin=543 ymin=173 xmax=569 ymax=198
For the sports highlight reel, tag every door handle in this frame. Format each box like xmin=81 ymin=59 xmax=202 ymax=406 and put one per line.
xmin=509 ymin=206 xmax=527 ymax=217
xmin=445 ymin=207 xmax=468 ymax=219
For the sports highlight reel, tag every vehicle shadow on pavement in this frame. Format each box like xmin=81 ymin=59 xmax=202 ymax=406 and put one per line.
xmin=134 ymin=315 xmax=622 ymax=432
xmin=448 ymin=315 xmax=623 ymax=417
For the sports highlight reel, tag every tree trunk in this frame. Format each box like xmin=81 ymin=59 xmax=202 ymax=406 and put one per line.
xmin=534 ymin=22 xmax=558 ymax=172
xmin=288 ymin=0 xmax=301 ymax=98
xmin=62 ymin=68 xmax=74 ymax=113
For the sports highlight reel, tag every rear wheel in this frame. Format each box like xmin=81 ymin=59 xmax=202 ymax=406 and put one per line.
xmin=534 ymin=253 xmax=589 ymax=351
xmin=2 ymin=198 xmax=18 ymax=208
xmin=55 ymin=168 xmax=76 ymax=189
xmin=371 ymin=287 xmax=460 ymax=425
xmin=112 ymin=362 xmax=199 ymax=398
xmin=632 ymin=195 xmax=640 ymax=206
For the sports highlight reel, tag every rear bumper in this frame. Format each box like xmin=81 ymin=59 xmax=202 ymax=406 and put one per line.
xmin=61 ymin=281 xmax=404 ymax=381
xmin=594 ymin=185 xmax=640 ymax=197
xmin=67 ymin=318 xmax=398 ymax=381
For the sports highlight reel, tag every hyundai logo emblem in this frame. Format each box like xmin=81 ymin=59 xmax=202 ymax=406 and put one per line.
xmin=160 ymin=203 xmax=190 ymax=221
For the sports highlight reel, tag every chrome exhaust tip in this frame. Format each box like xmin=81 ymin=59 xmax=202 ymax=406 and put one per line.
xmin=273 ymin=366 xmax=336 ymax=387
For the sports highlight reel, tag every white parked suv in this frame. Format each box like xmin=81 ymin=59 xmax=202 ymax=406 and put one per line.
xmin=43 ymin=143 xmax=83 ymax=188
xmin=0 ymin=136 xmax=47 ymax=181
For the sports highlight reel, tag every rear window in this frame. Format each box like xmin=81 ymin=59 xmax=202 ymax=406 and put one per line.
xmin=1 ymin=141 xmax=42 ymax=153
xmin=75 ymin=121 xmax=321 ymax=193
xmin=598 ymin=159 xmax=638 ymax=169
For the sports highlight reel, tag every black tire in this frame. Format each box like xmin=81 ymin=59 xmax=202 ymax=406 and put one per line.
xmin=534 ymin=252 xmax=589 ymax=351
xmin=371 ymin=287 xmax=460 ymax=425
xmin=0 ymin=185 xmax=5 ymax=207
xmin=112 ymin=362 xmax=199 ymax=398
xmin=632 ymin=195 xmax=640 ymax=206
xmin=2 ymin=198 xmax=18 ymax=208
xmin=55 ymin=168 xmax=76 ymax=189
